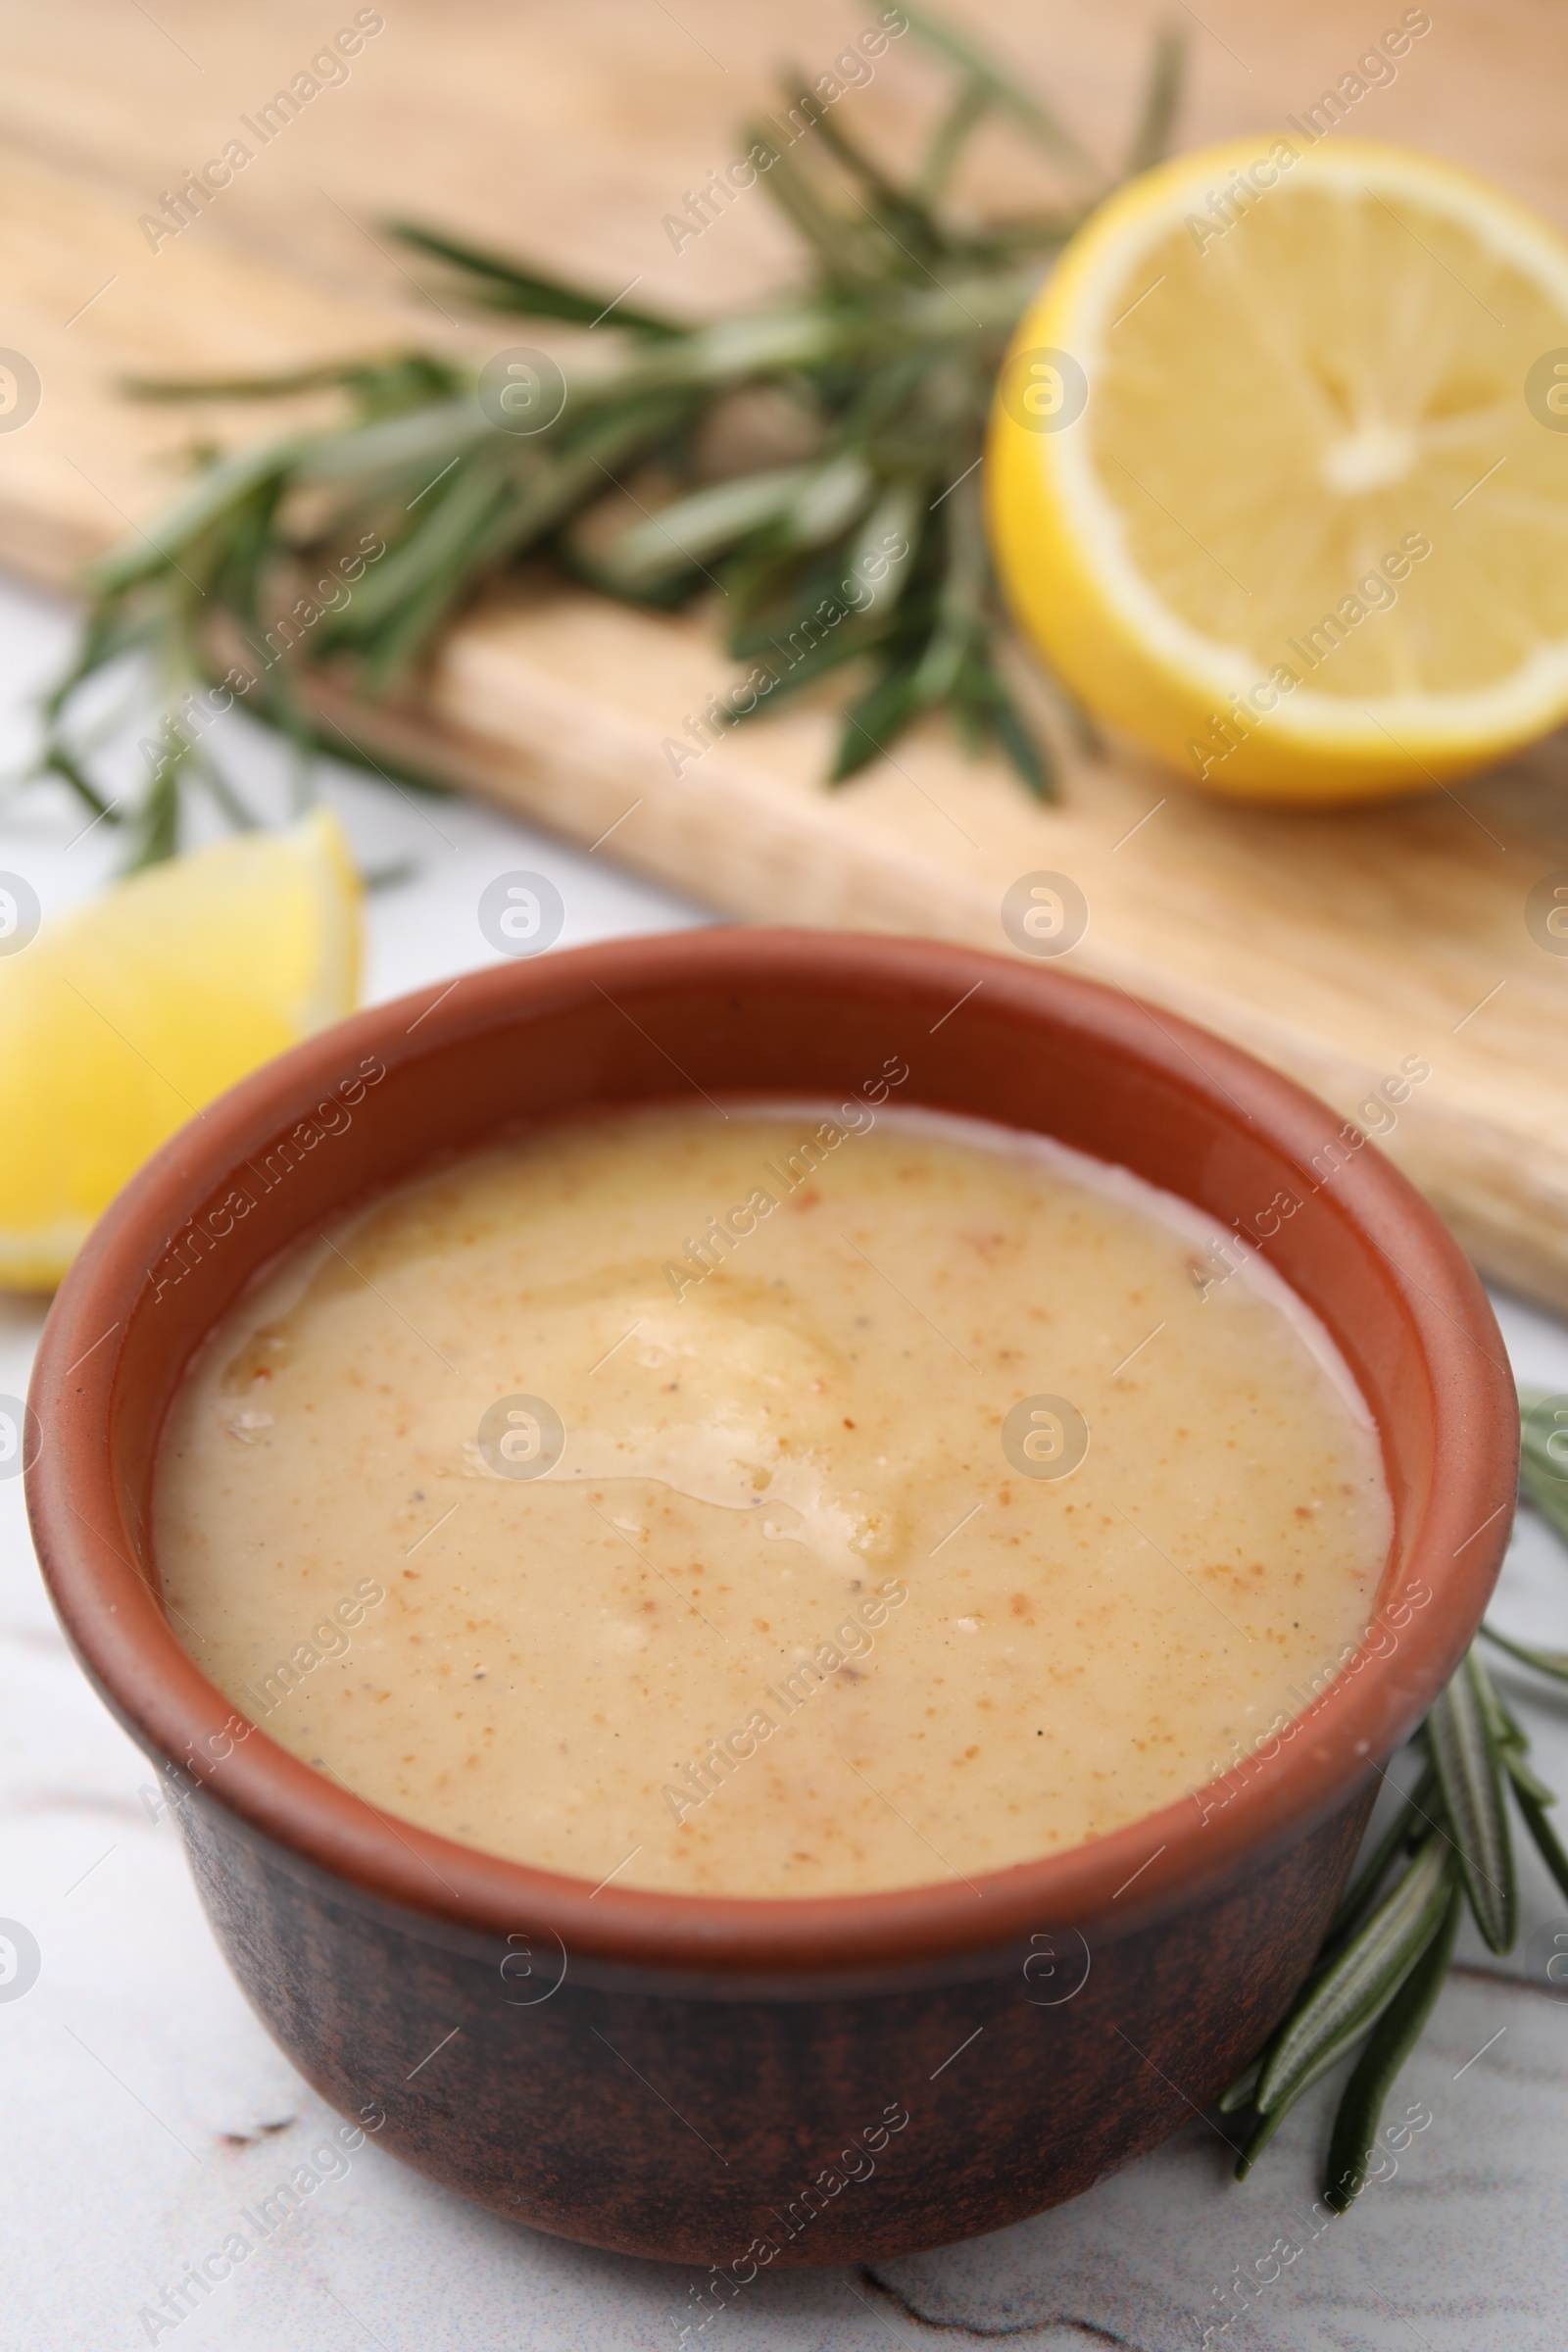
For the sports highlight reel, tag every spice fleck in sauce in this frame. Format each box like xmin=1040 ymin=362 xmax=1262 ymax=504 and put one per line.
xmin=155 ymin=1102 xmax=1391 ymax=1897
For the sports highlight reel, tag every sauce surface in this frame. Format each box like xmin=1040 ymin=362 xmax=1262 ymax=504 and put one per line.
xmin=155 ymin=1101 xmax=1392 ymax=1897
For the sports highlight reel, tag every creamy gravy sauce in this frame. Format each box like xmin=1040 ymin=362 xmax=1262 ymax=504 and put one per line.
xmin=155 ymin=1102 xmax=1391 ymax=1896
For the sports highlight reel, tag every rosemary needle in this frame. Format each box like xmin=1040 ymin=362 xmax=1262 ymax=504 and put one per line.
xmin=1220 ymin=1386 xmax=1563 ymax=2208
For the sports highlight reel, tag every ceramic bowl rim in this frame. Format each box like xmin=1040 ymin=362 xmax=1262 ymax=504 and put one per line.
xmin=25 ymin=928 xmax=1517 ymax=1977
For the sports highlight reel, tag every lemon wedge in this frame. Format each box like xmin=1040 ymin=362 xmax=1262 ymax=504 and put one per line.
xmin=0 ymin=808 xmax=360 ymax=1289
xmin=987 ymin=136 xmax=1568 ymax=802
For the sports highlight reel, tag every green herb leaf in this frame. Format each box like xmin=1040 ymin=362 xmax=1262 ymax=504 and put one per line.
xmin=1234 ymin=2026 xmax=1375 ymax=2180
xmin=1510 ymin=1764 xmax=1568 ymax=1903
xmin=1323 ymin=1869 xmax=1460 ymax=2212
xmin=124 ymin=758 xmax=181 ymax=870
xmin=1215 ymin=2056 xmax=1260 ymax=2116
xmin=389 ymin=221 xmax=684 ymax=336
xmin=602 ymin=467 xmax=816 ymax=589
xmin=36 ymin=746 xmax=120 ymax=822
xmin=1251 ymin=1836 xmax=1453 ymax=2120
xmin=1221 ymin=1394 xmax=1568 ymax=2208
xmin=1480 ymin=1620 xmax=1568 ymax=1685
xmin=121 ymin=357 xmax=447 ymax=405
xmin=901 ymin=5 xmax=1107 ymax=188
xmin=1122 ymin=26 xmax=1185 ymax=177
xmin=1519 ymin=1387 xmax=1568 ymax=1546
xmin=782 ymin=76 xmax=947 ymax=257
xmin=830 ymin=657 xmax=927 ymax=780
xmin=1323 ymin=1761 xmax=1438 ymax=1948
xmin=914 ymin=75 xmax=993 ymax=201
xmin=86 ymin=436 xmax=303 ymax=598
xmin=1425 ymin=1648 xmax=1517 ymax=1952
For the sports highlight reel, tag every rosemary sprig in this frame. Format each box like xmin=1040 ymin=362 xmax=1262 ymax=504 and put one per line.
xmin=1519 ymin=1387 xmax=1568 ymax=1547
xmin=25 ymin=12 xmax=1185 ymax=867
xmin=1222 ymin=1386 xmax=1568 ymax=2210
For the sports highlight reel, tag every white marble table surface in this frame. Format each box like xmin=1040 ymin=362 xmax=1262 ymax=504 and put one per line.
xmin=2 ymin=572 xmax=1565 ymax=2351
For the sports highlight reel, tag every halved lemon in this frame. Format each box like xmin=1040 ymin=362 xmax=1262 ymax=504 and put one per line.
xmin=987 ymin=136 xmax=1568 ymax=802
xmin=0 ymin=808 xmax=360 ymax=1290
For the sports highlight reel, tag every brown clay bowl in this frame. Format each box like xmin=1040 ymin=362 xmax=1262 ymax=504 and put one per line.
xmin=26 ymin=929 xmax=1515 ymax=2267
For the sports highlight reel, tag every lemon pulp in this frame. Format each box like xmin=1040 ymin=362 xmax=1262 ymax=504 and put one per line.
xmin=0 ymin=808 xmax=360 ymax=1289
xmin=988 ymin=137 xmax=1568 ymax=800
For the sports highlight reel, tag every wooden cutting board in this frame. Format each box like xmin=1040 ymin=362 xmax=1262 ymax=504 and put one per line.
xmin=2 ymin=0 xmax=1568 ymax=1302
